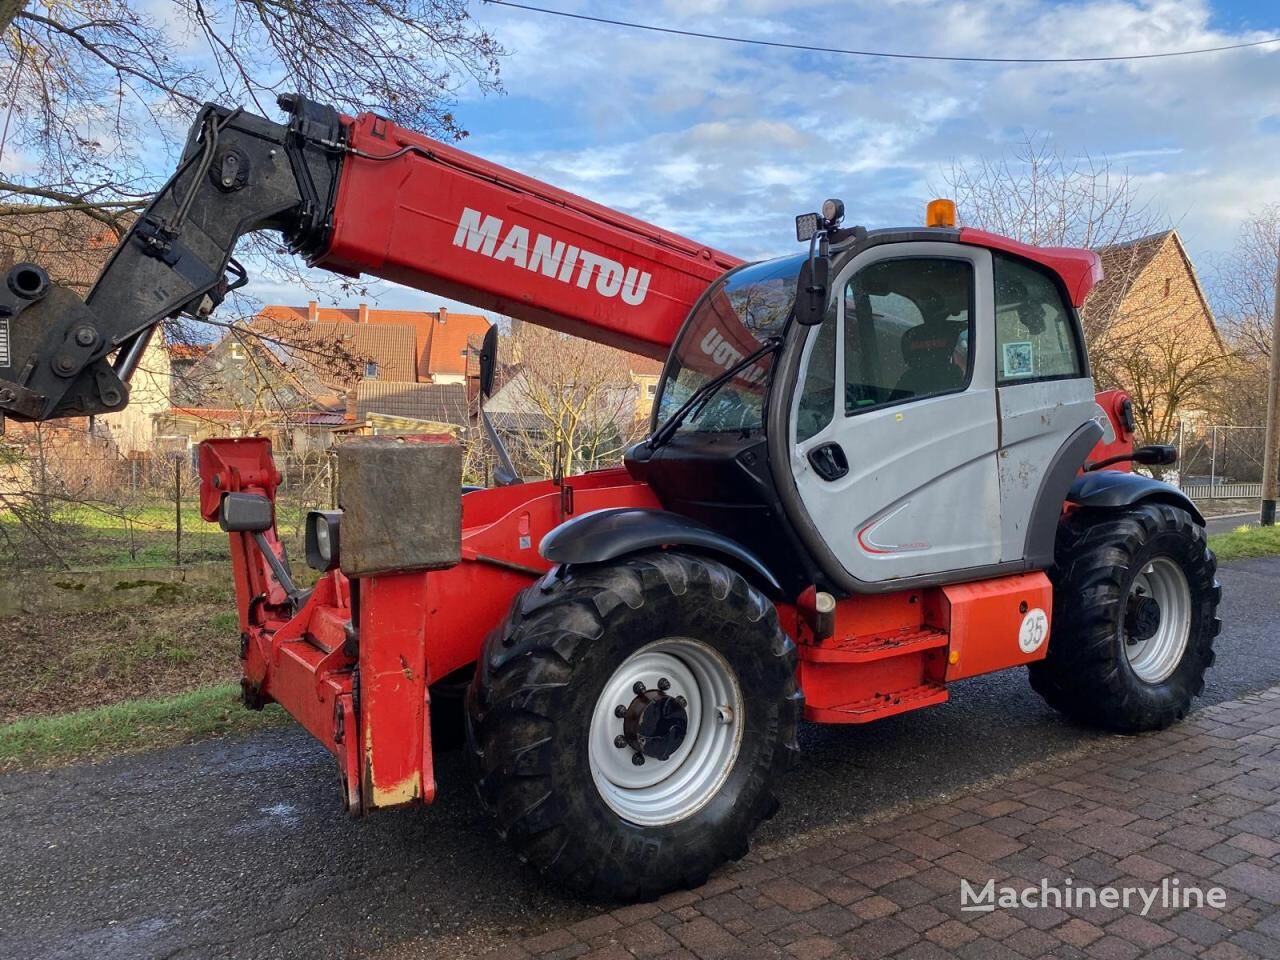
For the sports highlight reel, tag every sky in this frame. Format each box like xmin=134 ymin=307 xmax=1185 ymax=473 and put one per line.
xmin=245 ymin=0 xmax=1280 ymax=321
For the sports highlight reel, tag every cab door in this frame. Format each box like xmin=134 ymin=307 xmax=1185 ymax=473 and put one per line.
xmin=990 ymin=253 xmax=1096 ymax=563
xmin=788 ymin=243 xmax=1002 ymax=585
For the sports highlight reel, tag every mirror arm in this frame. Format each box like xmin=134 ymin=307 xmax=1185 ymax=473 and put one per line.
xmin=252 ymin=531 xmax=309 ymax=610
xmin=481 ymin=406 xmax=522 ymax=486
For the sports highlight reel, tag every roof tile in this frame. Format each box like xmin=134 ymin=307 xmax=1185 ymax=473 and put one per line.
xmin=355 ymin=381 xmax=469 ymax=427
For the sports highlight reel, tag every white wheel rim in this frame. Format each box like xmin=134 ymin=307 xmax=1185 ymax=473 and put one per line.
xmin=588 ymin=637 xmax=744 ymax=827
xmin=1125 ymin=557 xmax=1192 ymax=684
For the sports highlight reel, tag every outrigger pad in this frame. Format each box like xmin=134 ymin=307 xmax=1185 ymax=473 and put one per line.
xmin=336 ymin=436 xmax=462 ymax=577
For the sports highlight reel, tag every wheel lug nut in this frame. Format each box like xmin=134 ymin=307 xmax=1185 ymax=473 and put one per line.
xmin=614 ymin=735 xmax=627 ymax=749
xmin=676 ymin=696 xmax=687 ymax=708
xmin=633 ymin=681 xmax=646 ymax=695
xmin=657 ymin=677 xmax=671 ymax=691
xmin=614 ymin=704 xmax=626 ymax=718
xmin=631 ymin=752 xmax=645 ymax=766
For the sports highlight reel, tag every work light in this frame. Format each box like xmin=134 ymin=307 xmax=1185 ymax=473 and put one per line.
xmin=305 ymin=510 xmax=342 ymax=572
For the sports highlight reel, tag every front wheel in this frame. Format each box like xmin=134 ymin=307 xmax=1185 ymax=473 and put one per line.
xmin=1030 ymin=503 xmax=1220 ymax=732
xmin=467 ymin=551 xmax=800 ymax=901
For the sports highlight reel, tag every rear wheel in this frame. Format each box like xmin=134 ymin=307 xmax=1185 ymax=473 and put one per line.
xmin=1030 ymin=502 xmax=1220 ymax=732
xmin=467 ymin=551 xmax=799 ymax=901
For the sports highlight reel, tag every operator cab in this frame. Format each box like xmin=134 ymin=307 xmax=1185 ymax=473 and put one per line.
xmin=628 ymin=199 xmax=1100 ymax=599
xmin=626 ymin=254 xmax=822 ymax=596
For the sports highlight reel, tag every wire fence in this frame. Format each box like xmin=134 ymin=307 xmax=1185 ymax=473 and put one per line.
xmin=0 ymin=445 xmax=338 ymax=572
xmin=1175 ymin=424 xmax=1265 ymax=498
xmin=0 ymin=418 xmax=1267 ymax=571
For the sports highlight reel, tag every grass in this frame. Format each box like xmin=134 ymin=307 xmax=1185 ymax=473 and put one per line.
xmin=0 ymin=582 xmax=246 ymax=724
xmin=0 ymin=683 xmax=288 ymax=772
xmin=1209 ymin=523 xmax=1280 ymax=563
xmin=0 ymin=498 xmax=315 ymax=570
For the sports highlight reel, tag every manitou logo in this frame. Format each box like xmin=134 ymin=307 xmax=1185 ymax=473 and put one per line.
xmin=452 ymin=207 xmax=651 ymax=306
xmin=698 ymin=329 xmax=768 ymax=384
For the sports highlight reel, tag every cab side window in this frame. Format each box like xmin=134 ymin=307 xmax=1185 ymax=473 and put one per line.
xmin=993 ymin=254 xmax=1085 ymax=384
xmin=844 ymin=258 xmax=973 ymax=414
xmin=796 ymin=313 xmax=836 ymax=443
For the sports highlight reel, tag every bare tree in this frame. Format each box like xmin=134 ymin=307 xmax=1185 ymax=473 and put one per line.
xmin=1213 ymin=203 xmax=1279 ymax=360
xmin=497 ymin=326 xmax=646 ymax=480
xmin=941 ymin=136 xmax=1229 ymax=451
xmin=0 ymin=2 xmax=503 ymax=251
xmin=940 ymin=135 xmax=1163 ymax=251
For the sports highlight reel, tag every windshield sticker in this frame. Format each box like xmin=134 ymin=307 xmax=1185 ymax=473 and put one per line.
xmin=1002 ymin=341 xmax=1034 ymax=379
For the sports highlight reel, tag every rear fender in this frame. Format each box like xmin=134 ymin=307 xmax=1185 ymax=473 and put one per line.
xmin=540 ymin=507 xmax=783 ymax=597
xmin=1067 ymin=471 xmax=1205 ymax=525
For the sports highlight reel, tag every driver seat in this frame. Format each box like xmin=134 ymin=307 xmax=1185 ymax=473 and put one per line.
xmin=894 ymin=321 xmax=966 ymax=399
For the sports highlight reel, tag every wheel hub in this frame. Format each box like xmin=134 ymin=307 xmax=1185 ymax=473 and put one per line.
xmin=588 ymin=638 xmax=745 ymax=826
xmin=1124 ymin=592 xmax=1162 ymax=643
xmin=623 ymin=688 xmax=689 ymax=761
xmin=1124 ymin=558 xmax=1192 ymax=684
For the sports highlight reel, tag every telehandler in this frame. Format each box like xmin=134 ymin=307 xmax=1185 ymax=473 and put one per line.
xmin=0 ymin=95 xmax=1219 ymax=900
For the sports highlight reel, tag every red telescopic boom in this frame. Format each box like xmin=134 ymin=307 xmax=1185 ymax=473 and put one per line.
xmin=318 ymin=113 xmax=742 ymax=359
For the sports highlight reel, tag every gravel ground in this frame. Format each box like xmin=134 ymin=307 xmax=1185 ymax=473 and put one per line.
xmin=1 ymin=557 xmax=1276 ymax=960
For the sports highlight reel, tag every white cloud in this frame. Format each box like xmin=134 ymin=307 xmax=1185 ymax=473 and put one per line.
xmin=467 ymin=0 xmax=1278 ymax=270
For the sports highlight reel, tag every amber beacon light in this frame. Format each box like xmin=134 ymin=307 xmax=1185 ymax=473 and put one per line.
xmin=926 ymin=198 xmax=957 ymax=228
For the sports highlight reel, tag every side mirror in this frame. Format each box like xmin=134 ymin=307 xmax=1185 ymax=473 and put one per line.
xmin=479 ymin=324 xmax=499 ymax=399
xmin=1133 ymin=444 xmax=1177 ymax=467
xmin=796 ymin=254 xmax=830 ymax=326
xmin=219 ymin=492 xmax=273 ymax=533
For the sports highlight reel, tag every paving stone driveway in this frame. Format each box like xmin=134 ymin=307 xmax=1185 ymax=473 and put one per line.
xmin=477 ymin=688 xmax=1280 ymax=960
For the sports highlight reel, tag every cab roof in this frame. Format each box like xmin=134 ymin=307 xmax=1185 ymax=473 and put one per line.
xmin=827 ymin=224 xmax=1103 ymax=308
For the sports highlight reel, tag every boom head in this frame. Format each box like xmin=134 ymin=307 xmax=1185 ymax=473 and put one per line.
xmin=0 ymin=97 xmax=344 ymax=422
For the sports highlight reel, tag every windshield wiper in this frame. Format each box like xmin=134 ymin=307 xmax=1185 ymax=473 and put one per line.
xmin=648 ymin=337 xmax=782 ymax=451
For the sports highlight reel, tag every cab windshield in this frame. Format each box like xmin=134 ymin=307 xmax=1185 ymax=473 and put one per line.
xmin=655 ymin=253 xmax=803 ymax=435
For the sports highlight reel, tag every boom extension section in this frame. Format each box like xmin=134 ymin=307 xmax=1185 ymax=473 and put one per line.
xmin=0 ymin=95 xmax=739 ymax=423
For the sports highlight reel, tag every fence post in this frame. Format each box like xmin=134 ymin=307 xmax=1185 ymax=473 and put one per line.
xmin=1261 ymin=240 xmax=1280 ymax=526
xmin=174 ymin=456 xmax=182 ymax=566
xmin=1209 ymin=426 xmax=1217 ymax=492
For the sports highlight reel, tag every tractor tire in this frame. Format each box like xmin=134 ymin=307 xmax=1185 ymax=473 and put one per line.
xmin=1030 ymin=502 xmax=1220 ymax=733
xmin=466 ymin=551 xmax=800 ymax=902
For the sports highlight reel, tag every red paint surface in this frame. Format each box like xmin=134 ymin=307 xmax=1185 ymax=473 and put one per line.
xmin=959 ymin=227 xmax=1102 ymax=306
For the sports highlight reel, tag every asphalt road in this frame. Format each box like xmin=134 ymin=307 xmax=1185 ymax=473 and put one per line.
xmin=1205 ymin=511 xmax=1259 ymax=536
xmin=3 ymin=556 xmax=1278 ymax=960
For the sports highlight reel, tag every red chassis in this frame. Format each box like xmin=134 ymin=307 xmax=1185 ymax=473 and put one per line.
xmin=198 ymin=388 xmax=1135 ymax=816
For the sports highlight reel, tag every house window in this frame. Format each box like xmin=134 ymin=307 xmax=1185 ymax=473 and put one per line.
xmin=646 ymin=382 xmax=657 ymax=398
xmin=365 ymin=361 xmax=379 ymax=379
xmin=229 ymin=342 xmax=243 ymax=360
xmin=1164 ymin=277 xmax=1172 ymax=298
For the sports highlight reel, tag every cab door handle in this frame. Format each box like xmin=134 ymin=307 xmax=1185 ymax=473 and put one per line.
xmin=807 ymin=442 xmax=849 ymax=481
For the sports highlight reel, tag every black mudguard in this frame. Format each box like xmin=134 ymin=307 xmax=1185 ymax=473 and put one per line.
xmin=540 ymin=508 xmax=783 ymax=596
xmin=1067 ymin=471 xmax=1205 ymax=525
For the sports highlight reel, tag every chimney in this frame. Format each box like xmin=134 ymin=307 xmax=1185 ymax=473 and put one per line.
xmin=345 ymin=388 xmax=358 ymax=423
xmin=307 ymin=300 xmax=319 ymax=323
xmin=438 ymin=307 xmax=447 ymax=325
xmin=358 ymin=302 xmax=369 ymax=323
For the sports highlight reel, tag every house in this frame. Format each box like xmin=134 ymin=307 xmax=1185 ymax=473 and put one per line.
xmin=259 ymin=302 xmax=490 ymax=384
xmin=1083 ymin=230 xmax=1225 ymax=447
xmin=154 ymin=406 xmax=347 ymax=453
xmin=353 ymin=381 xmax=469 ymax=428
xmin=630 ymin=356 xmax=664 ymax=422
xmin=0 ymin=208 xmax=123 ymax=294
xmin=0 ymin=208 xmax=172 ymax=453
xmin=163 ymin=306 xmax=474 ymax=446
